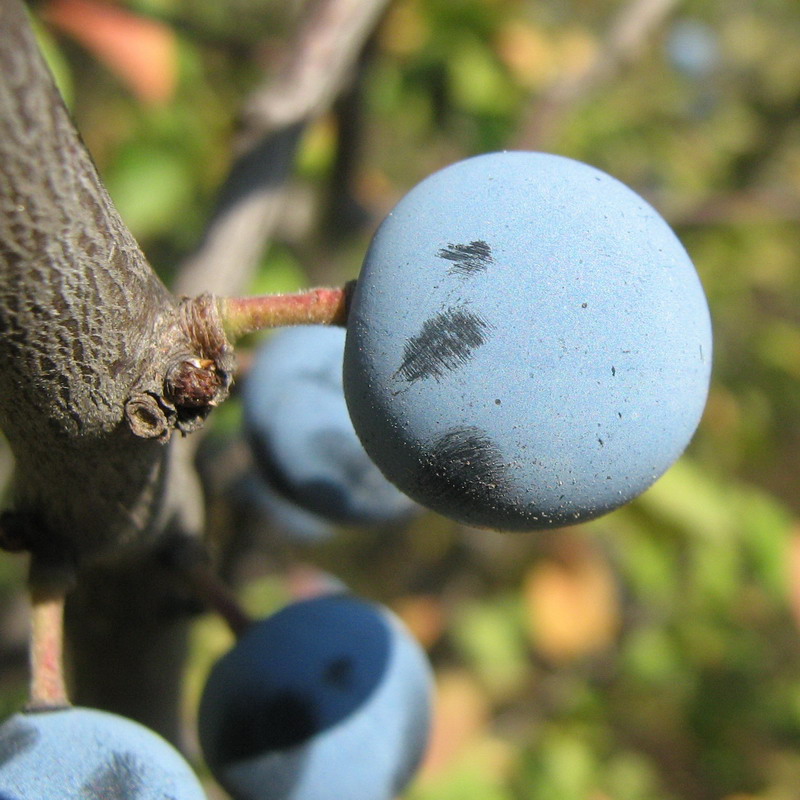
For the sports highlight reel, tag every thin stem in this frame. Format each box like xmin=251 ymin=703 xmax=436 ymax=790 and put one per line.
xmin=28 ymin=585 xmax=69 ymax=709
xmin=184 ymin=561 xmax=253 ymax=638
xmin=219 ymin=283 xmax=352 ymax=342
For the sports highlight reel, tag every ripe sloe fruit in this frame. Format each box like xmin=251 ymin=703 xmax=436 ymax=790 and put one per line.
xmin=0 ymin=706 xmax=206 ymax=799
xmin=343 ymin=151 xmax=712 ymax=531
xmin=243 ymin=326 xmax=418 ymax=526
xmin=198 ymin=594 xmax=433 ymax=800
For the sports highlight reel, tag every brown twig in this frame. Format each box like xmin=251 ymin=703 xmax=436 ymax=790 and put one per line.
xmin=239 ymin=0 xmax=388 ymax=151
xmin=174 ymin=0 xmax=391 ymax=298
xmin=182 ymin=561 xmax=252 ymax=638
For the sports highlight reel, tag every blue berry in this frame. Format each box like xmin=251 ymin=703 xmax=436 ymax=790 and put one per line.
xmin=0 ymin=706 xmax=206 ymax=799
xmin=666 ymin=19 xmax=719 ymax=77
xmin=198 ymin=594 xmax=433 ymax=800
xmin=238 ymin=472 xmax=337 ymax=543
xmin=243 ymin=325 xmax=418 ymax=526
xmin=343 ymin=151 xmax=712 ymax=531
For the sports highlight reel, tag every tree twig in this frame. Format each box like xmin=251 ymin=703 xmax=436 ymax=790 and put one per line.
xmin=174 ymin=0 xmax=391 ymax=298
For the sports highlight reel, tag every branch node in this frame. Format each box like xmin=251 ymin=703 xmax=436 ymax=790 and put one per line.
xmin=164 ymin=357 xmax=225 ymax=409
xmin=178 ymin=293 xmax=235 ymax=368
xmin=124 ymin=393 xmax=174 ymax=442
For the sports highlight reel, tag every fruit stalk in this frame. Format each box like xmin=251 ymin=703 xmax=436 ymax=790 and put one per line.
xmin=28 ymin=584 xmax=69 ymax=709
xmin=184 ymin=561 xmax=252 ymax=638
xmin=219 ymin=284 xmax=352 ymax=341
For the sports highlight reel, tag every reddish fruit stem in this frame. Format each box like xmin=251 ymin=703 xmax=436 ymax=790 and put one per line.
xmin=219 ymin=284 xmax=352 ymax=341
xmin=28 ymin=586 xmax=69 ymax=709
xmin=184 ymin=562 xmax=253 ymax=638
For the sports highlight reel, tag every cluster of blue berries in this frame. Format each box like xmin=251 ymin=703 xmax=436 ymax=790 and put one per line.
xmin=0 ymin=594 xmax=431 ymax=800
xmin=215 ymin=151 xmax=710 ymax=798
xmin=0 ymin=151 xmax=711 ymax=799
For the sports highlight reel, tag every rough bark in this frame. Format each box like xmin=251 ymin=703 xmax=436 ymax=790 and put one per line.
xmin=0 ymin=0 xmax=229 ymax=739
xmin=0 ymin=0 xmax=229 ymax=567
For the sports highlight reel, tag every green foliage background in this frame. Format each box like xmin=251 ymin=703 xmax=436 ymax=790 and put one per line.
xmin=4 ymin=1 xmax=800 ymax=798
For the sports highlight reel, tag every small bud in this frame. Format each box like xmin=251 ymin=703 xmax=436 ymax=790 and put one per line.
xmin=165 ymin=357 xmax=224 ymax=408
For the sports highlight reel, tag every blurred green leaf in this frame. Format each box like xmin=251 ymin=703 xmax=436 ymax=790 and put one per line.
xmin=451 ymin=594 xmax=528 ymax=699
xmin=105 ymin=144 xmax=193 ymax=239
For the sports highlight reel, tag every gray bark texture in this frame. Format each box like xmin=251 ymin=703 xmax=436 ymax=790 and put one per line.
xmin=0 ymin=0 xmax=233 ymax=565
xmin=0 ymin=0 xmax=232 ymax=740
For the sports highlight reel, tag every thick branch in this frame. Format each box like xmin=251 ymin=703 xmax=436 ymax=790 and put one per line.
xmin=0 ymin=0 xmax=174 ymax=439
xmin=65 ymin=439 xmax=205 ymax=742
xmin=0 ymin=0 xmax=231 ymax=562
xmin=0 ymin=0 xmax=227 ymax=740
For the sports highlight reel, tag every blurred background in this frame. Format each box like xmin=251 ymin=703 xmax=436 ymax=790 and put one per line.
xmin=3 ymin=0 xmax=800 ymax=798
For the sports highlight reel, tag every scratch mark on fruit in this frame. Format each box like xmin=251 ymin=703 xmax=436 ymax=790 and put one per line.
xmin=396 ymin=308 xmax=493 ymax=383
xmin=82 ymin=752 xmax=145 ymax=800
xmin=418 ymin=426 xmax=510 ymax=510
xmin=437 ymin=240 xmax=493 ymax=276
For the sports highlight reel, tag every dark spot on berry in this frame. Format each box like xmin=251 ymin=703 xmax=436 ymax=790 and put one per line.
xmin=0 ymin=719 xmax=38 ymax=767
xmin=399 ymin=425 xmax=589 ymax=529
xmin=82 ymin=751 xmax=145 ymax=800
xmin=437 ymin=240 xmax=493 ymax=276
xmin=323 ymin=657 xmax=354 ymax=690
xmin=416 ymin=426 xmax=510 ymax=512
xmin=214 ymin=692 xmax=318 ymax=763
xmin=396 ymin=308 xmax=493 ymax=383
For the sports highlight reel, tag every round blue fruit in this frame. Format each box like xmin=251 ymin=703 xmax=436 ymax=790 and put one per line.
xmin=343 ymin=151 xmax=712 ymax=531
xmin=666 ymin=19 xmax=719 ymax=78
xmin=0 ymin=706 xmax=206 ymax=799
xmin=237 ymin=472 xmax=338 ymax=544
xmin=243 ymin=325 xmax=418 ymax=526
xmin=198 ymin=594 xmax=433 ymax=800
